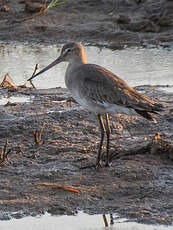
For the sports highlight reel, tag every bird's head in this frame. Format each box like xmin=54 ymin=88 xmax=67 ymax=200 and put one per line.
xmin=27 ymin=42 xmax=86 ymax=81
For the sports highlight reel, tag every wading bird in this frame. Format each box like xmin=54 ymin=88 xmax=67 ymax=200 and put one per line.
xmin=28 ymin=42 xmax=163 ymax=168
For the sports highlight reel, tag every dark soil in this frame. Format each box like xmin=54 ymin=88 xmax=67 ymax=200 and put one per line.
xmin=0 ymin=0 xmax=173 ymax=226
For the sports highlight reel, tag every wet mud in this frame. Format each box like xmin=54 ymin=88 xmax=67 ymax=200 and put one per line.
xmin=0 ymin=0 xmax=173 ymax=48
xmin=0 ymin=85 xmax=173 ymax=224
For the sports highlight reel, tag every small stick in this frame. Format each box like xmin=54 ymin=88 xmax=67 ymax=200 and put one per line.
xmin=36 ymin=182 xmax=81 ymax=194
xmin=0 ymin=139 xmax=11 ymax=165
xmin=0 ymin=141 xmax=23 ymax=166
xmin=33 ymin=119 xmax=46 ymax=146
xmin=139 ymin=190 xmax=154 ymax=199
xmin=10 ymin=0 xmax=48 ymax=24
xmin=0 ymin=73 xmax=17 ymax=88
xmin=10 ymin=0 xmax=67 ymax=24
xmin=29 ymin=64 xmax=38 ymax=88
xmin=3 ymin=139 xmax=8 ymax=156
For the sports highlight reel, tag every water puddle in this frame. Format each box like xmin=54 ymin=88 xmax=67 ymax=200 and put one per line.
xmin=0 ymin=95 xmax=32 ymax=105
xmin=0 ymin=212 xmax=172 ymax=230
xmin=0 ymin=43 xmax=173 ymax=90
xmin=157 ymin=85 xmax=173 ymax=93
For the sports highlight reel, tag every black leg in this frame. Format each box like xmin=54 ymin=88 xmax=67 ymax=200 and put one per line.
xmin=96 ymin=114 xmax=105 ymax=168
xmin=105 ymin=113 xmax=111 ymax=167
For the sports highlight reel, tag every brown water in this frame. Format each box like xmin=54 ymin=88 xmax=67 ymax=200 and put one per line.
xmin=0 ymin=43 xmax=173 ymax=89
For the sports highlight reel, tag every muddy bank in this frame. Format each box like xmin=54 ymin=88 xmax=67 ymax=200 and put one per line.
xmin=0 ymin=0 xmax=173 ymax=48
xmin=0 ymin=85 xmax=173 ymax=224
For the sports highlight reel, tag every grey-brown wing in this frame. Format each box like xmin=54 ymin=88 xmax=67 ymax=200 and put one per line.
xmin=78 ymin=64 xmax=156 ymax=112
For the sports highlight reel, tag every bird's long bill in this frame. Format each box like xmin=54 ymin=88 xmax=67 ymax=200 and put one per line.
xmin=27 ymin=56 xmax=62 ymax=81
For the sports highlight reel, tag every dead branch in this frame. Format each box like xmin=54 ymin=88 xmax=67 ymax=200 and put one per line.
xmin=0 ymin=140 xmax=23 ymax=166
xmin=36 ymin=182 xmax=81 ymax=194
xmin=9 ymin=0 xmax=48 ymax=24
xmin=29 ymin=64 xmax=38 ymax=89
xmin=0 ymin=139 xmax=10 ymax=165
xmin=0 ymin=73 xmax=33 ymax=89
xmin=33 ymin=119 xmax=46 ymax=146
xmin=0 ymin=73 xmax=18 ymax=88
xmin=9 ymin=0 xmax=67 ymax=24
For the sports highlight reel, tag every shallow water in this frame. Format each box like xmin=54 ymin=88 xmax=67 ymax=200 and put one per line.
xmin=0 ymin=95 xmax=32 ymax=105
xmin=0 ymin=43 xmax=173 ymax=89
xmin=0 ymin=212 xmax=172 ymax=230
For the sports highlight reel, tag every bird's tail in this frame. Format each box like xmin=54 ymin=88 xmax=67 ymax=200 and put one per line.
xmin=135 ymin=109 xmax=157 ymax=123
xmin=135 ymin=102 xmax=165 ymax=123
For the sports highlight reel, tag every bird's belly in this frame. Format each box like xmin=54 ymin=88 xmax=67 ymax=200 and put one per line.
xmin=71 ymin=91 xmax=135 ymax=115
xmin=101 ymin=102 xmax=135 ymax=115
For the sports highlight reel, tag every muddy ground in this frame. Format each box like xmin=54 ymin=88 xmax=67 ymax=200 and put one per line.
xmin=0 ymin=0 xmax=173 ymax=226
xmin=0 ymin=85 xmax=173 ymax=224
xmin=0 ymin=0 xmax=173 ymax=48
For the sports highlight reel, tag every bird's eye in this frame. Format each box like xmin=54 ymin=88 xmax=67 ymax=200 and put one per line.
xmin=67 ymin=48 xmax=71 ymax=53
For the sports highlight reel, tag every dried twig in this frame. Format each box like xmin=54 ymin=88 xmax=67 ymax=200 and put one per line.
xmin=0 ymin=73 xmax=18 ymax=88
xmin=0 ymin=139 xmax=10 ymax=165
xmin=139 ymin=190 xmax=154 ymax=199
xmin=0 ymin=139 xmax=12 ymax=165
xmin=10 ymin=0 xmax=48 ymax=24
xmin=29 ymin=64 xmax=38 ymax=89
xmin=37 ymin=182 xmax=81 ymax=194
xmin=33 ymin=119 xmax=46 ymax=146
xmin=0 ymin=140 xmax=23 ymax=166
xmin=0 ymin=72 xmax=32 ymax=89
xmin=10 ymin=0 xmax=67 ymax=24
